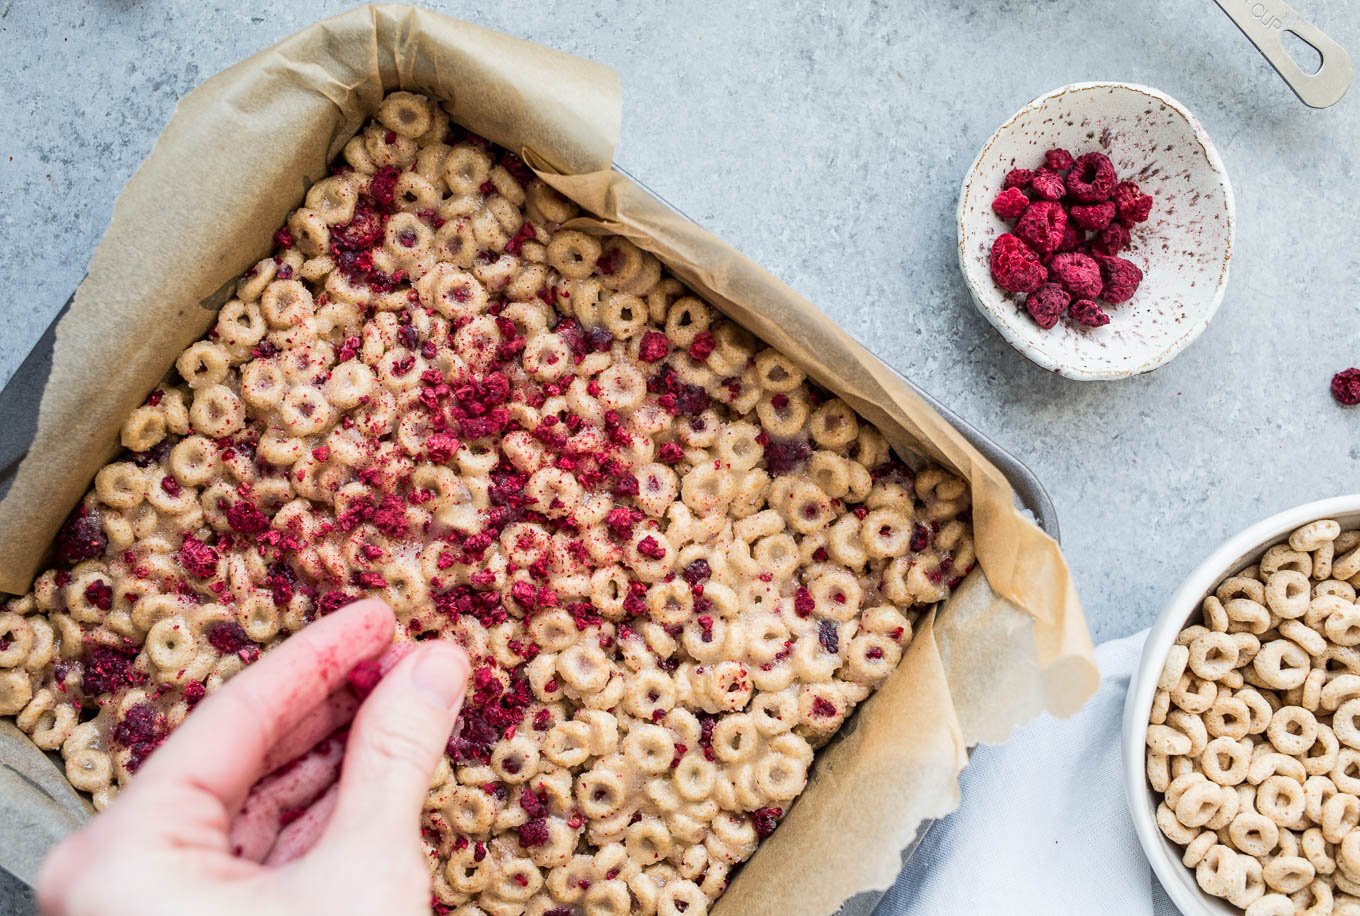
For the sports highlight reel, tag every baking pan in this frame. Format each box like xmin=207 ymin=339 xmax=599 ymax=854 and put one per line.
xmin=0 ymin=166 xmax=1061 ymax=908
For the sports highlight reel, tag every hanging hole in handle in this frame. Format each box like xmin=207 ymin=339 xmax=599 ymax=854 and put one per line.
xmin=1281 ymin=30 xmax=1323 ymax=76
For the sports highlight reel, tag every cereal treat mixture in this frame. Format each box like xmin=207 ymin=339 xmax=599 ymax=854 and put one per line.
xmin=0 ymin=91 xmax=976 ymax=914
xmin=1147 ymin=519 xmax=1360 ymax=916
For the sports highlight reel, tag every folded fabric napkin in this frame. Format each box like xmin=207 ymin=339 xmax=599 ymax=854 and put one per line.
xmin=875 ymin=630 xmax=1180 ymax=915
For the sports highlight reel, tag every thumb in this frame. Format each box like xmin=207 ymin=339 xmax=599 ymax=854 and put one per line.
xmin=322 ymin=640 xmax=469 ymax=849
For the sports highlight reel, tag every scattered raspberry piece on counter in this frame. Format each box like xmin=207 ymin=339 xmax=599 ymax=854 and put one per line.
xmin=983 ymin=144 xmax=1153 ymax=329
xmin=1332 ymin=368 xmax=1360 ymax=406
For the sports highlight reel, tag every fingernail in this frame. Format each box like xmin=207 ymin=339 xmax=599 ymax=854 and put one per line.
xmin=410 ymin=643 xmax=469 ymax=710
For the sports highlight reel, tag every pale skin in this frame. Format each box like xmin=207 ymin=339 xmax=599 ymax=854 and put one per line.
xmin=37 ymin=599 xmax=470 ymax=916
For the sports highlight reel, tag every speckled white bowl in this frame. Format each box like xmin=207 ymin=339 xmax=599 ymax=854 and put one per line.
xmin=957 ymin=82 xmax=1235 ymax=381
xmin=1122 ymin=496 xmax=1360 ymax=916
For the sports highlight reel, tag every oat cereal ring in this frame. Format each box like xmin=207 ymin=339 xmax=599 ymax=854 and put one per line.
xmin=1176 ymin=780 xmax=1232 ymax=828
xmin=1253 ymin=639 xmax=1311 ymax=690
xmin=1262 ymin=855 xmax=1315 ymax=893
xmin=1292 ymin=520 xmax=1343 ymax=552
xmin=1172 ymin=674 xmax=1219 ymax=715
xmin=1150 ymin=688 xmax=1172 ymax=726
xmin=1334 ymin=699 xmax=1360 ymax=750
xmin=1203 ymin=595 xmax=1230 ymax=632
xmin=1267 ymin=706 xmax=1320 ymax=755
xmin=1160 ymin=643 xmax=1190 ymax=691
xmin=1168 ymin=710 xmax=1210 ymax=757
xmin=1300 ymin=666 xmax=1326 ymax=713
xmin=547 ymin=230 xmax=602 ymax=281
xmin=1229 ymin=810 xmax=1280 ymax=857
xmin=1304 ymin=725 xmax=1341 ymax=776
xmin=1246 ymin=895 xmax=1295 ymax=916
xmin=1190 ymin=631 xmax=1240 ymax=680
xmin=1266 ymin=570 xmax=1313 ymax=620
xmin=1256 ymin=775 xmax=1306 ymax=826
xmin=1328 ymin=603 xmax=1360 ymax=647
xmin=1196 ymin=844 xmax=1248 ymax=899
xmin=1334 ymin=749 xmax=1360 ymax=795
xmin=1203 ymin=695 xmax=1251 ymax=743
xmin=1322 ymin=792 xmax=1360 ymax=844
xmin=1202 ymin=736 xmax=1252 ymax=786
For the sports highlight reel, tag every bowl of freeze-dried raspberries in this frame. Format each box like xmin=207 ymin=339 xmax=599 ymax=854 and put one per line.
xmin=957 ymin=82 xmax=1234 ymax=380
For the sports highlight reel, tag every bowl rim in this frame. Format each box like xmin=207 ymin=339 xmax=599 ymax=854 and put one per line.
xmin=956 ymin=80 xmax=1237 ymax=382
xmin=1121 ymin=494 xmax=1360 ymax=916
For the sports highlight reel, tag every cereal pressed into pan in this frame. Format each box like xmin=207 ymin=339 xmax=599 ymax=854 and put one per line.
xmin=1147 ymin=519 xmax=1360 ymax=916
xmin=0 ymin=91 xmax=976 ymax=915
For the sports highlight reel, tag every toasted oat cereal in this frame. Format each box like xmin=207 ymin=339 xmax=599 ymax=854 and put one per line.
xmin=1147 ymin=518 xmax=1360 ymax=916
xmin=0 ymin=92 xmax=976 ymax=915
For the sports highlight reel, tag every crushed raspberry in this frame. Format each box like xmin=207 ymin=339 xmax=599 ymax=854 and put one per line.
xmin=1047 ymin=252 xmax=1103 ymax=300
xmin=990 ymin=187 xmax=1030 ymax=221
xmin=1015 ymin=201 xmax=1067 ymax=255
xmin=1002 ymin=168 xmax=1033 ymax=190
xmin=1065 ymin=152 xmax=1118 ymax=202
xmin=207 ymin=621 xmax=251 ymax=655
xmin=752 ymin=806 xmax=783 ymax=839
xmin=1068 ymin=200 xmax=1117 ymax=231
xmin=1331 ymin=369 xmax=1360 ymax=406
xmin=687 ymin=331 xmax=716 ymax=361
xmin=160 ymin=476 xmax=183 ymax=497
xmin=989 ymin=234 xmax=1047 ymax=294
xmin=681 ymin=559 xmax=712 ymax=586
xmin=182 ymin=681 xmax=206 ymax=705
xmin=368 ymin=166 xmax=401 ymax=210
xmin=817 ymin=620 xmax=840 ymax=655
xmin=225 ymin=500 xmax=271 ymax=536
xmin=793 ymin=587 xmax=815 ymax=618
xmin=1029 ymin=169 xmax=1066 ymax=201
xmin=1114 ymin=180 xmax=1154 ymax=224
xmin=1094 ymin=255 xmax=1143 ymax=304
xmin=1044 ymin=148 xmax=1075 ymax=171
xmin=636 ymin=536 xmax=667 ymax=560
xmin=56 ymin=507 xmax=107 ymax=563
xmin=1069 ymin=299 xmax=1111 ymax=328
xmin=657 ymin=441 xmax=685 ymax=464
xmin=638 ymin=331 xmax=670 ymax=362
xmin=178 ymin=535 xmax=220 ymax=579
xmin=763 ymin=436 xmax=810 ymax=475
xmin=1024 ymin=283 xmax=1070 ymax=330
xmin=518 ymin=819 xmax=550 ymax=847
xmin=346 ymin=659 xmax=384 ymax=698
xmin=810 ymin=696 xmax=837 ymax=718
xmin=112 ymin=703 xmax=167 ymax=773
xmin=274 ymin=226 xmax=294 ymax=249
xmin=910 ymin=523 xmax=931 ymax=552
xmin=81 ymin=644 xmax=139 ymax=696
xmin=83 ymin=579 xmax=113 ymax=611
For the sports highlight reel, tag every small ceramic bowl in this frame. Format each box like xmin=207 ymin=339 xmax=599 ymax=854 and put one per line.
xmin=1122 ymin=495 xmax=1360 ymax=916
xmin=957 ymin=82 xmax=1235 ymax=381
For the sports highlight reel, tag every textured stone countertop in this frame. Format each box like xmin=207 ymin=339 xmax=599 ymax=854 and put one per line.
xmin=1 ymin=0 xmax=1358 ymax=910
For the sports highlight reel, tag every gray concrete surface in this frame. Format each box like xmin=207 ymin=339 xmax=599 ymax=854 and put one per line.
xmin=1 ymin=0 xmax=1358 ymax=910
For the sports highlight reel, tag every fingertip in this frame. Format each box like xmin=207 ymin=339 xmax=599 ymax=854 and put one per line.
xmin=408 ymin=641 xmax=471 ymax=712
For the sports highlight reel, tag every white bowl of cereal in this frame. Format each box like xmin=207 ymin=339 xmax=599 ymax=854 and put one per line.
xmin=1123 ymin=496 xmax=1360 ymax=916
xmin=957 ymin=82 xmax=1235 ymax=381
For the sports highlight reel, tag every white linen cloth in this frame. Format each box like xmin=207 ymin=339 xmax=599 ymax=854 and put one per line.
xmin=874 ymin=630 xmax=1179 ymax=915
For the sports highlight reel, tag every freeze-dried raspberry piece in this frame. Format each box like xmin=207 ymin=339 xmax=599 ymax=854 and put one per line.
xmin=1055 ymin=224 xmax=1082 ymax=253
xmin=1114 ymin=180 xmax=1154 ymax=224
xmin=1044 ymin=148 xmax=1075 ymax=171
xmin=989 ymin=234 xmax=1048 ymax=294
xmin=1332 ymin=369 xmax=1360 ymax=406
xmin=1048 ymin=252 xmax=1103 ymax=299
xmin=1090 ymin=221 xmax=1131 ymax=256
xmin=1065 ymin=152 xmax=1118 ymax=202
xmin=1024 ymin=283 xmax=1070 ymax=330
xmin=1069 ymin=200 xmax=1117 ymax=231
xmin=1094 ymin=254 xmax=1144 ymax=304
xmin=1003 ymin=168 xmax=1033 ymax=190
xmin=991 ymin=187 xmax=1030 ymax=221
xmin=1015 ymin=201 xmax=1067 ymax=255
xmin=1069 ymin=298 xmax=1111 ymax=328
xmin=1030 ymin=169 xmax=1066 ymax=201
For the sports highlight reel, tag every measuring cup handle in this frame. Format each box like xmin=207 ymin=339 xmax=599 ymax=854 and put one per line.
xmin=1213 ymin=0 xmax=1353 ymax=108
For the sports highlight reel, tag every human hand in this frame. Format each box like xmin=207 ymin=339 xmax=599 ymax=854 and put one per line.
xmin=37 ymin=599 xmax=470 ymax=916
